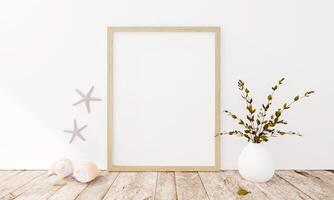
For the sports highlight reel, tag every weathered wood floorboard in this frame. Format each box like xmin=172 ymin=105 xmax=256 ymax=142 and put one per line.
xmin=0 ymin=170 xmax=332 ymax=200
xmin=103 ymin=172 xmax=157 ymax=200
xmin=307 ymin=170 xmax=334 ymax=188
xmin=277 ymin=170 xmax=334 ymax=200
xmin=0 ymin=171 xmax=44 ymax=199
xmin=154 ymin=172 xmax=177 ymax=200
xmin=175 ymin=172 xmax=209 ymax=200
xmin=255 ymin=174 xmax=312 ymax=200
xmin=0 ymin=171 xmax=22 ymax=184
xmin=76 ymin=171 xmax=119 ymax=200
xmin=1 ymin=172 xmax=47 ymax=200
xmin=219 ymin=171 xmax=269 ymax=200
xmin=12 ymin=173 xmax=63 ymax=200
xmin=48 ymin=177 xmax=88 ymax=200
xmin=198 ymin=172 xmax=237 ymax=200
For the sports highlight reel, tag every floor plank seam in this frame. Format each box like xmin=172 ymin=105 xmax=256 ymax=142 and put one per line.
xmin=73 ymin=182 xmax=90 ymax=200
xmin=173 ymin=172 xmax=179 ymax=200
xmin=100 ymin=172 xmax=120 ymax=200
xmin=197 ymin=172 xmax=211 ymax=200
xmin=72 ymin=184 xmax=89 ymax=200
xmin=46 ymin=183 xmax=67 ymax=200
xmin=153 ymin=172 xmax=159 ymax=200
xmin=276 ymin=173 xmax=315 ymax=200
xmin=0 ymin=171 xmax=45 ymax=199
xmin=294 ymin=170 xmax=310 ymax=177
xmin=253 ymin=183 xmax=276 ymax=200
xmin=306 ymin=170 xmax=334 ymax=194
xmin=218 ymin=172 xmax=240 ymax=196
xmin=9 ymin=171 xmax=46 ymax=199
xmin=74 ymin=172 xmax=110 ymax=200
xmin=46 ymin=183 xmax=62 ymax=199
xmin=0 ymin=171 xmax=25 ymax=186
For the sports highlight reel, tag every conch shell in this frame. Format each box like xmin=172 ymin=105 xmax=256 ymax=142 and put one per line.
xmin=48 ymin=158 xmax=73 ymax=178
xmin=73 ymin=161 xmax=99 ymax=183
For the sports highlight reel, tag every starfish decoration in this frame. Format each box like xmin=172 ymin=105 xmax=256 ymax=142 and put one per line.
xmin=73 ymin=86 xmax=101 ymax=113
xmin=64 ymin=120 xmax=87 ymax=143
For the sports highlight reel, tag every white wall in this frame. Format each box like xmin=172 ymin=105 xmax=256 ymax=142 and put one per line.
xmin=0 ymin=0 xmax=333 ymax=169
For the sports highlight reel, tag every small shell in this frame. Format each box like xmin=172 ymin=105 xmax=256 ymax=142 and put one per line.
xmin=48 ymin=158 xmax=72 ymax=176
xmin=73 ymin=161 xmax=99 ymax=183
xmin=54 ymin=159 xmax=73 ymax=178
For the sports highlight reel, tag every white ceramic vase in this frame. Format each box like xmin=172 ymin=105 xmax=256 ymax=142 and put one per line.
xmin=238 ymin=143 xmax=274 ymax=182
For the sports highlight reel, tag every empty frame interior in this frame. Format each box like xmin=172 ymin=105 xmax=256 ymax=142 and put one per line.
xmin=108 ymin=27 xmax=220 ymax=171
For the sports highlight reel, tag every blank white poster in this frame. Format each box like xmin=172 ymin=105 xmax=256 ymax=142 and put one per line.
xmin=111 ymin=30 xmax=217 ymax=167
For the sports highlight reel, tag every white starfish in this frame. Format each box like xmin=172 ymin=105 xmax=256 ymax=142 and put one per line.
xmin=73 ymin=86 xmax=101 ymax=113
xmin=64 ymin=120 xmax=87 ymax=144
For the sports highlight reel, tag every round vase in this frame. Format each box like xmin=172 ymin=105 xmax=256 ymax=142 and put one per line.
xmin=238 ymin=142 xmax=274 ymax=182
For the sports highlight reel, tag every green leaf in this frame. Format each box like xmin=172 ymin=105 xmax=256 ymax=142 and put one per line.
xmin=262 ymin=105 xmax=269 ymax=112
xmin=231 ymin=115 xmax=237 ymax=119
xmin=294 ymin=96 xmax=299 ymax=101
xmin=279 ymin=131 xmax=302 ymax=136
xmin=283 ymin=103 xmax=290 ymax=109
xmin=267 ymin=128 xmax=275 ymax=132
xmin=305 ymin=91 xmax=315 ymax=97
xmin=251 ymin=108 xmax=256 ymax=114
xmin=272 ymin=85 xmax=278 ymax=91
xmin=244 ymin=135 xmax=251 ymax=141
xmin=247 ymin=105 xmax=252 ymax=112
xmin=238 ymin=80 xmax=245 ymax=88
xmin=278 ymin=78 xmax=285 ymax=84
xmin=237 ymin=188 xmax=251 ymax=196
xmin=262 ymin=104 xmax=266 ymax=110
xmin=277 ymin=120 xmax=288 ymax=125
xmin=228 ymin=131 xmax=235 ymax=135
xmin=278 ymin=131 xmax=286 ymax=135
xmin=256 ymin=119 xmax=261 ymax=125
xmin=246 ymin=105 xmax=256 ymax=114
xmin=239 ymin=120 xmax=244 ymax=125
xmin=245 ymin=88 xmax=250 ymax=93
xmin=268 ymin=95 xmax=273 ymax=100
xmin=260 ymin=135 xmax=269 ymax=142
xmin=247 ymin=115 xmax=254 ymax=122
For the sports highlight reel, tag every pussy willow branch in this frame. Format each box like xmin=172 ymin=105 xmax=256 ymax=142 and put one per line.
xmin=269 ymin=94 xmax=307 ymax=122
xmin=222 ymin=78 xmax=314 ymax=143
xmin=258 ymin=89 xmax=275 ymax=135
xmin=258 ymin=79 xmax=284 ymax=135
xmin=240 ymin=89 xmax=256 ymax=141
xmin=223 ymin=110 xmax=248 ymax=130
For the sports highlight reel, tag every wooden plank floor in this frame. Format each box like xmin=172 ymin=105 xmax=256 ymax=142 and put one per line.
xmin=0 ymin=170 xmax=333 ymax=200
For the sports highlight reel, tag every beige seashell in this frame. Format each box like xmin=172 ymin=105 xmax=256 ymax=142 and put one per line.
xmin=73 ymin=161 xmax=99 ymax=183
xmin=52 ymin=176 xmax=67 ymax=186
xmin=48 ymin=158 xmax=73 ymax=178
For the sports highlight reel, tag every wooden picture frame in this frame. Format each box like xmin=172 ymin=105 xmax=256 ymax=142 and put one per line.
xmin=107 ymin=27 xmax=221 ymax=171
